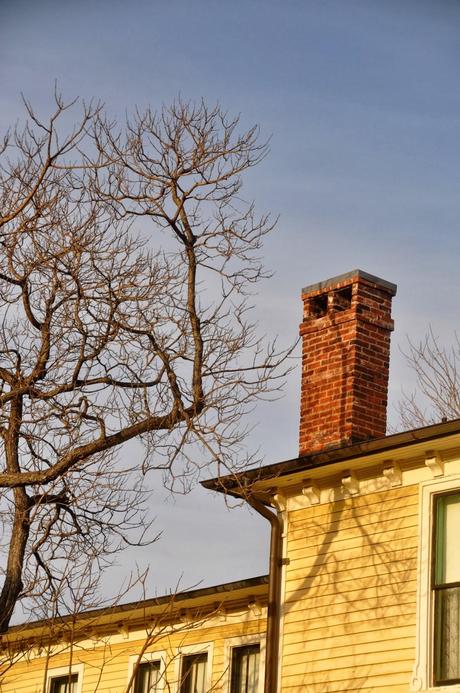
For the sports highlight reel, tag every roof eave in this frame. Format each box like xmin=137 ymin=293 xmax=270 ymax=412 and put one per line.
xmin=3 ymin=574 xmax=269 ymax=642
xmin=201 ymin=417 xmax=460 ymax=498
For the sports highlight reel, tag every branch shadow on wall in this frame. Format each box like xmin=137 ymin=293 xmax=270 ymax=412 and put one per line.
xmin=281 ymin=485 xmax=417 ymax=692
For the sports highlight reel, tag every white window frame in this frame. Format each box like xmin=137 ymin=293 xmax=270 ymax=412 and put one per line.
xmin=127 ymin=650 xmax=167 ymax=693
xmin=411 ymin=475 xmax=460 ymax=692
xmin=222 ymin=634 xmax=265 ymax=693
xmin=45 ymin=663 xmax=84 ymax=693
xmin=173 ymin=642 xmax=213 ymax=693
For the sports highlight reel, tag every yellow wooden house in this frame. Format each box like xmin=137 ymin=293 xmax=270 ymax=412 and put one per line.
xmin=2 ymin=270 xmax=460 ymax=693
xmin=1 ymin=575 xmax=268 ymax=693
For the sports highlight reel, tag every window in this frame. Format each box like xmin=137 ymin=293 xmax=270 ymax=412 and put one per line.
xmin=46 ymin=665 xmax=83 ymax=693
xmin=49 ymin=674 xmax=78 ymax=693
xmin=433 ymin=492 xmax=460 ymax=686
xmin=230 ymin=644 xmax=260 ymax=693
xmin=127 ymin=653 xmax=165 ymax=693
xmin=180 ymin=653 xmax=208 ymax=693
xmin=412 ymin=477 xmax=460 ymax=692
xmin=223 ymin=636 xmax=264 ymax=693
xmin=133 ymin=661 xmax=161 ymax=693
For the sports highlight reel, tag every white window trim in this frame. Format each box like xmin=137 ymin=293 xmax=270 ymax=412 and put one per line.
xmin=222 ymin=634 xmax=265 ymax=693
xmin=127 ymin=649 xmax=167 ymax=692
xmin=45 ymin=663 xmax=84 ymax=693
xmin=411 ymin=475 xmax=460 ymax=692
xmin=173 ymin=641 xmax=213 ymax=693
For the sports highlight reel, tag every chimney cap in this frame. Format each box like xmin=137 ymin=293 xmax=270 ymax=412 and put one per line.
xmin=302 ymin=269 xmax=397 ymax=297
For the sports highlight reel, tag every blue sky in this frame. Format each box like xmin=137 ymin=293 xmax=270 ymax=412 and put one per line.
xmin=2 ymin=0 xmax=460 ymax=597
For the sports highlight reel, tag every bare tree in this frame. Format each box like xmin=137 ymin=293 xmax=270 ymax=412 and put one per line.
xmin=0 ymin=568 xmax=229 ymax=693
xmin=0 ymin=92 xmax=290 ymax=632
xmin=397 ymin=327 xmax=460 ymax=429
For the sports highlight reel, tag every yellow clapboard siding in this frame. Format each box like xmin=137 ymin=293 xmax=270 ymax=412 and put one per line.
xmin=284 ymin=580 xmax=416 ymax=612
xmin=288 ymin=497 xmax=419 ymax=535
xmin=289 ymin=505 xmax=418 ymax=545
xmin=285 ymin=563 xmax=417 ymax=594
xmin=281 ymin=657 xmax=414 ymax=685
xmin=283 ymin=609 xmax=415 ymax=644
xmin=283 ymin=686 xmax=410 ymax=693
xmin=284 ymin=563 xmax=417 ymax=598
xmin=280 ymin=484 xmax=420 ymax=690
xmin=288 ymin=500 xmax=419 ymax=535
xmin=283 ymin=644 xmax=414 ymax=674
xmin=284 ymin=543 xmax=418 ymax=577
xmin=283 ymin=598 xmax=416 ymax=632
xmin=287 ymin=523 xmax=418 ymax=561
xmin=287 ymin=484 xmax=418 ymax=523
xmin=283 ymin=584 xmax=417 ymax=616
xmin=282 ymin=621 xmax=415 ymax=646
xmin=282 ymin=631 xmax=415 ymax=657
xmin=1 ymin=481 xmax=423 ymax=693
xmin=1 ymin=615 xmax=265 ymax=693
xmin=281 ymin=671 xmax=413 ymax=693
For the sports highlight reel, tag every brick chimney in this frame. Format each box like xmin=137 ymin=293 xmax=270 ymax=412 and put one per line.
xmin=299 ymin=270 xmax=397 ymax=456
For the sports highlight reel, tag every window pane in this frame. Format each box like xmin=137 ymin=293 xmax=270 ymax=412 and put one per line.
xmin=231 ymin=645 xmax=260 ymax=693
xmin=435 ymin=493 xmax=460 ymax=585
xmin=435 ymin=586 xmax=460 ymax=683
xmin=134 ymin=661 xmax=161 ymax=693
xmin=434 ymin=492 xmax=460 ymax=684
xmin=50 ymin=674 xmax=78 ymax=693
xmin=180 ymin=653 xmax=207 ymax=693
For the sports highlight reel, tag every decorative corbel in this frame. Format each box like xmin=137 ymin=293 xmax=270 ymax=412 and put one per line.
xmin=425 ymin=450 xmax=444 ymax=477
xmin=117 ymin=623 xmax=129 ymax=639
xmin=179 ymin=609 xmax=193 ymax=624
xmin=302 ymin=480 xmax=320 ymax=505
xmin=272 ymin=492 xmax=287 ymax=513
xmin=382 ymin=461 xmax=402 ymax=487
xmin=89 ymin=629 xmax=101 ymax=646
xmin=341 ymin=471 xmax=360 ymax=496
xmin=60 ymin=631 xmax=73 ymax=645
xmin=213 ymin=601 xmax=227 ymax=622
xmin=248 ymin=598 xmax=263 ymax=617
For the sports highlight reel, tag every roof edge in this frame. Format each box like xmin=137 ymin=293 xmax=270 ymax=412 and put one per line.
xmin=202 ymin=417 xmax=460 ymax=495
xmin=5 ymin=574 xmax=269 ymax=636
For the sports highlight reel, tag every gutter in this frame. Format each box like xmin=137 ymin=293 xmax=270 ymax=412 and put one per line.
xmin=4 ymin=575 xmax=269 ymax=640
xmin=202 ymin=416 xmax=460 ymax=498
xmin=246 ymin=496 xmax=283 ymax=693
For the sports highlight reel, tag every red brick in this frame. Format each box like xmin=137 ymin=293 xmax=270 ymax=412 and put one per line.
xmin=299 ymin=271 xmax=396 ymax=455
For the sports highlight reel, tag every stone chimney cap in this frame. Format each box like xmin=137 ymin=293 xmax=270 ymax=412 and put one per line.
xmin=302 ymin=269 xmax=397 ymax=297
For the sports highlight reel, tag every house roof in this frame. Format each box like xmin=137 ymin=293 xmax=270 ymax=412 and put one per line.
xmin=201 ymin=417 xmax=460 ymax=499
xmin=3 ymin=574 xmax=269 ymax=644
